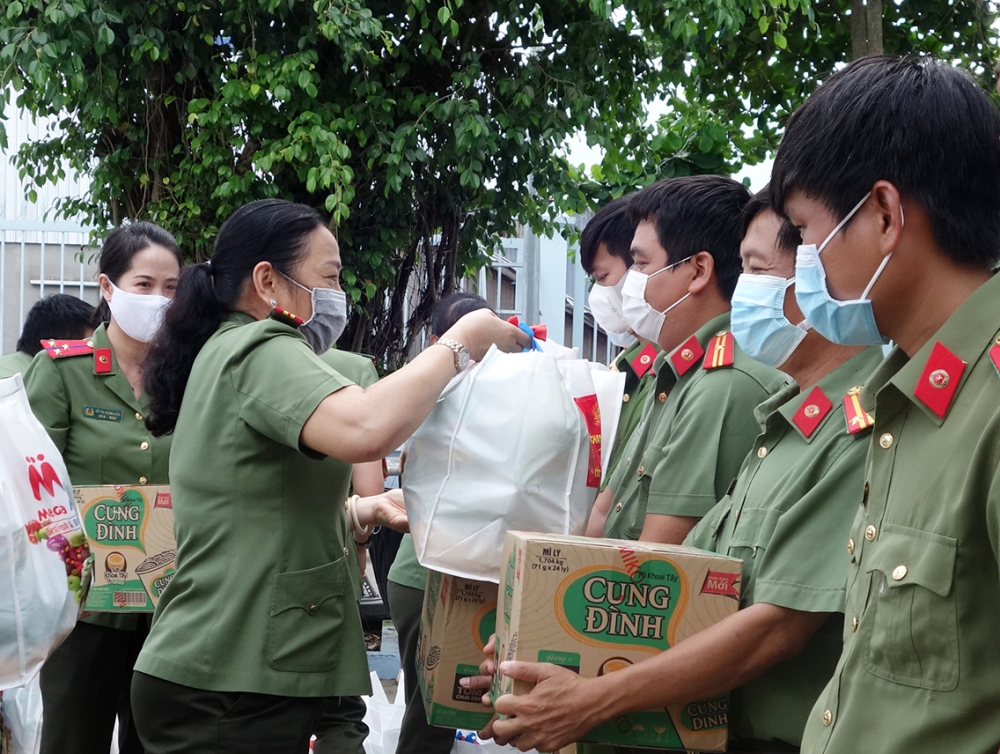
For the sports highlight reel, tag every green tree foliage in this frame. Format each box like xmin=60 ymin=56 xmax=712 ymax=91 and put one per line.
xmin=1 ymin=0 xmax=996 ymax=365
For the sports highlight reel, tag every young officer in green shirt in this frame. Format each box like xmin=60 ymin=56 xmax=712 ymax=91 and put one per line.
xmin=770 ymin=56 xmax=1000 ymax=754
xmin=580 ymin=195 xmax=661 ymax=498
xmin=0 ymin=294 xmax=94 ymax=378
xmin=388 ymin=291 xmax=494 ymax=754
xmin=22 ymin=224 xmax=182 ymax=754
xmin=131 ymin=199 xmax=529 ymax=754
xmin=475 ymin=190 xmax=883 ymax=754
xmin=588 ymin=176 xmax=785 ymax=544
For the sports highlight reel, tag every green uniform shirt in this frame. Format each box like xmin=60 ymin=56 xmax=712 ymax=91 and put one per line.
xmin=135 ymin=313 xmax=372 ymax=698
xmin=802 ymin=273 xmax=1000 ymax=754
xmin=686 ymin=346 xmax=883 ymax=747
xmin=604 ymin=313 xmax=785 ymax=540
xmin=0 ymin=350 xmax=33 ymax=378
xmin=318 ymin=349 xmax=379 ymax=601
xmin=602 ymin=339 xmax=661 ymax=492
xmin=22 ymin=324 xmax=171 ymax=630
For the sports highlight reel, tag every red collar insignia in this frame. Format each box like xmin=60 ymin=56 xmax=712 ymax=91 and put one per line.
xmin=631 ymin=342 xmax=658 ymax=378
xmin=670 ymin=335 xmax=704 ymax=377
xmin=792 ymin=386 xmax=832 ymax=438
xmin=913 ymin=341 xmax=966 ymax=420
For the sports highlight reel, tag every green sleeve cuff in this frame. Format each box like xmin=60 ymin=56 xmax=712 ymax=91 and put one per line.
xmin=752 ymin=578 xmax=846 ymax=613
xmin=645 ymin=491 xmax=718 ymax=519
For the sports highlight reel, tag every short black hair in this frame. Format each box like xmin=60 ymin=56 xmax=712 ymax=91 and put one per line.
xmin=626 ymin=175 xmax=751 ymax=299
xmin=431 ymin=292 xmax=491 ymax=336
xmin=580 ymin=195 xmax=635 ymax=274
xmin=17 ymin=294 xmax=95 ymax=356
xmin=772 ymin=55 xmax=1000 ymax=270
xmin=742 ymin=185 xmax=801 ymax=258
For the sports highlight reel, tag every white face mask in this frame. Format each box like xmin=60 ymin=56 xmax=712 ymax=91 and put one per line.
xmin=588 ymin=275 xmax=631 ymax=335
xmin=279 ymin=273 xmax=348 ymax=354
xmin=620 ymin=257 xmax=691 ymax=344
xmin=107 ymin=280 xmax=171 ymax=343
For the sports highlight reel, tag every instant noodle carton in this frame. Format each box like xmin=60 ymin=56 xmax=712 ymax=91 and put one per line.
xmin=74 ymin=485 xmax=176 ymax=612
xmin=417 ymin=569 xmax=499 ymax=730
xmin=493 ymin=532 xmax=742 ymax=751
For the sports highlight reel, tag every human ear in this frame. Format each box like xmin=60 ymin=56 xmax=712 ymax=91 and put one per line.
xmin=687 ymin=251 xmax=716 ymax=294
xmin=98 ymin=273 xmax=113 ymax=303
xmin=250 ymin=261 xmax=281 ymax=307
xmin=870 ymin=180 xmax=905 ymax=259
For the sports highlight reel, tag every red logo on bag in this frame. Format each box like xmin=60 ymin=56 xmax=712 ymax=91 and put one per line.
xmin=573 ymin=395 xmax=603 ymax=489
xmin=26 ymin=455 xmax=63 ymax=501
xmin=700 ymin=570 xmax=740 ymax=600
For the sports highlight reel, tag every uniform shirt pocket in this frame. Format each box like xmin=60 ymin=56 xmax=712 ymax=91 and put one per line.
xmin=267 ymin=558 xmax=348 ymax=673
xmin=861 ymin=523 xmax=958 ymax=691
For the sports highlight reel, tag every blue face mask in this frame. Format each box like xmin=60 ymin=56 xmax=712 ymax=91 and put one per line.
xmin=731 ymin=274 xmax=809 ymax=368
xmin=794 ymin=191 xmax=898 ymax=346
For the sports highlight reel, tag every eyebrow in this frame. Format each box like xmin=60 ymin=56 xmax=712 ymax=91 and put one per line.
xmin=133 ymin=273 xmax=179 ymax=282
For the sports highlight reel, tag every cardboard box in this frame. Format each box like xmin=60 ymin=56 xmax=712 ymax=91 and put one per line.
xmin=417 ymin=570 xmax=499 ymax=730
xmin=493 ymin=532 xmax=742 ymax=751
xmin=74 ymin=485 xmax=175 ymax=612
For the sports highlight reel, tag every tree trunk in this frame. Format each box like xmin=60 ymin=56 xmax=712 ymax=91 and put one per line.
xmin=850 ymin=0 xmax=883 ymax=59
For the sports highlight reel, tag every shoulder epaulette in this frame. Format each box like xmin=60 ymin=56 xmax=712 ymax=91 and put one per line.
xmin=990 ymin=335 xmax=1000 ymax=378
xmin=42 ymin=339 xmax=94 ymax=359
xmin=843 ymin=386 xmax=874 ymax=435
xmin=702 ymin=331 xmax=734 ymax=371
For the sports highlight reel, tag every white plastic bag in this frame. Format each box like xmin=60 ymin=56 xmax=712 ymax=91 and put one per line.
xmin=0 ymin=374 xmax=89 ymax=689
xmin=403 ymin=345 xmax=623 ymax=583
xmin=1 ymin=674 xmax=42 ymax=754
xmin=358 ymin=671 xmax=405 ymax=754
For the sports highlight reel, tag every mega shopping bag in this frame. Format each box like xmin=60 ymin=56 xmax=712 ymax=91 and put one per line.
xmin=0 ymin=374 xmax=89 ymax=689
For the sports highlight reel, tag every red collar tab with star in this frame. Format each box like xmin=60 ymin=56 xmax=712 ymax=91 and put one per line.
xmin=791 ymin=386 xmax=832 ymax=439
xmin=670 ymin=334 xmax=704 ymax=377
xmin=270 ymin=306 xmax=305 ymax=327
xmin=702 ymin=331 xmax=735 ymax=371
xmin=913 ymin=341 xmax=966 ymax=420
xmin=631 ymin=342 xmax=658 ymax=378
xmin=42 ymin=339 xmax=94 ymax=360
xmin=843 ymin=386 xmax=874 ymax=435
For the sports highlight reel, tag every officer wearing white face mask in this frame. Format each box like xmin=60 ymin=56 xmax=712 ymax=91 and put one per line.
xmin=581 ymin=196 xmax=662 ymax=502
xmin=130 ymin=199 xmax=529 ymax=753
xmin=22 ymin=222 xmax=183 ymax=754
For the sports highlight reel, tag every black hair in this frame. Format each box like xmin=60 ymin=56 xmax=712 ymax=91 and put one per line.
xmin=431 ymin=292 xmax=491 ymax=336
xmin=144 ymin=199 xmax=326 ymax=436
xmin=626 ymin=175 xmax=751 ymax=299
xmin=16 ymin=294 xmax=95 ymax=355
xmin=742 ymin=185 xmax=802 ymax=258
xmin=580 ymin=195 xmax=635 ymax=274
xmin=93 ymin=222 xmax=182 ymax=327
xmin=772 ymin=55 xmax=1000 ymax=269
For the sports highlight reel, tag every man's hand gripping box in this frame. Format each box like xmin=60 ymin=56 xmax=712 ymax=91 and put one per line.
xmin=492 ymin=532 xmax=742 ymax=751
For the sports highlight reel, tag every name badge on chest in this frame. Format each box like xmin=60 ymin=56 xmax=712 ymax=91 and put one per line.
xmin=83 ymin=405 xmax=123 ymax=423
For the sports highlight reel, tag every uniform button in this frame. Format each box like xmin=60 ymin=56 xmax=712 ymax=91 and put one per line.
xmin=757 ymin=447 xmax=768 ymax=459
xmin=623 ymin=394 xmax=630 ymax=403
xmin=851 ymin=616 xmax=859 ymax=632
xmin=138 ymin=476 xmax=147 ymax=484
xmin=847 ymin=538 xmax=855 ymax=555
xmin=615 ymin=503 xmax=623 ymax=512
xmin=865 ymin=525 xmax=877 ymax=541
xmin=308 ymin=603 xmax=318 ymax=613
xmin=879 ymin=433 xmax=893 ymax=449
xmin=657 ymin=392 xmax=667 ymax=402
xmin=892 ymin=565 xmax=907 ymax=581
xmin=626 ymin=456 xmax=631 ymax=465
xmin=135 ymin=412 xmax=143 ymax=421
xmin=637 ymin=465 xmax=645 ymax=476
xmin=822 ymin=710 xmax=833 ymax=726
xmin=86 ymin=340 xmax=95 ymax=348
xmin=140 ymin=441 xmax=149 ymax=451
xmin=343 ymin=547 xmax=350 ymax=557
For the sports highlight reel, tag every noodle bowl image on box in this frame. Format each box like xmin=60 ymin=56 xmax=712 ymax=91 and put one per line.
xmin=74 ymin=485 xmax=175 ymax=611
xmin=492 ymin=532 xmax=742 ymax=751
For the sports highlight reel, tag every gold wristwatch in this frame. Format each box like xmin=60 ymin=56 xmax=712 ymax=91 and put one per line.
xmin=436 ymin=337 xmax=470 ymax=372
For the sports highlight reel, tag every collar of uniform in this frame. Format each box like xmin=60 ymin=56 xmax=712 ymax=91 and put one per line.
xmin=772 ymin=346 xmax=885 ymax=442
xmin=871 ymin=272 xmax=1000 ymax=427
xmin=657 ymin=312 xmax=732 ymax=390
xmin=227 ymin=311 xmax=257 ymax=327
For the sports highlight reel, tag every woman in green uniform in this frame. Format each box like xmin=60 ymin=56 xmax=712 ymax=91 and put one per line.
xmin=22 ymin=222 xmax=182 ymax=754
xmin=132 ymin=198 xmax=528 ymax=753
